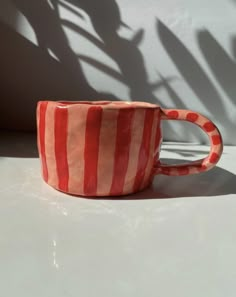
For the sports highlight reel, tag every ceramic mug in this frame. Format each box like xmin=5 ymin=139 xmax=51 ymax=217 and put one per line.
xmin=37 ymin=101 xmax=223 ymax=197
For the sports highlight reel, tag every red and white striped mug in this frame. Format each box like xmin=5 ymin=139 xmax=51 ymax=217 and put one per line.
xmin=37 ymin=101 xmax=223 ymax=197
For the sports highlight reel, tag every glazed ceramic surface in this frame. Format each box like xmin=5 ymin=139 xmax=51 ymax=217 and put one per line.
xmin=37 ymin=101 xmax=223 ymax=196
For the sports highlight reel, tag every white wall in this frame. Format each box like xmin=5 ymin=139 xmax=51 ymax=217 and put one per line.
xmin=0 ymin=0 xmax=236 ymax=144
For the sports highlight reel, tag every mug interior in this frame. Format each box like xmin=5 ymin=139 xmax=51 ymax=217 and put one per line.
xmin=57 ymin=101 xmax=158 ymax=109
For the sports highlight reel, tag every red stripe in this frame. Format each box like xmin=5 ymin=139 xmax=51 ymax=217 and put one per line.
xmin=39 ymin=102 xmax=48 ymax=182
xmin=54 ymin=106 xmax=69 ymax=192
xmin=110 ymin=108 xmax=135 ymax=196
xmin=154 ymin=110 xmax=161 ymax=163
xmin=84 ymin=106 xmax=103 ymax=196
xmin=146 ymin=109 xmax=161 ymax=186
xmin=133 ymin=109 xmax=155 ymax=192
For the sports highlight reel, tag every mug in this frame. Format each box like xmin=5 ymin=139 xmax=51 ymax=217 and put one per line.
xmin=37 ymin=101 xmax=223 ymax=197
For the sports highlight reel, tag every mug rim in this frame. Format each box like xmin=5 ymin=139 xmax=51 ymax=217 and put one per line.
xmin=38 ymin=100 xmax=159 ymax=109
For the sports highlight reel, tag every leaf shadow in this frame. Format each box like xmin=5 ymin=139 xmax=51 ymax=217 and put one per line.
xmin=1 ymin=0 xmax=168 ymax=132
xmin=196 ymin=29 xmax=236 ymax=107
xmin=156 ymin=19 xmax=229 ymax=131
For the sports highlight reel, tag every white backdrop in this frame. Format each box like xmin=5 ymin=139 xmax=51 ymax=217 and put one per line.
xmin=0 ymin=0 xmax=235 ymax=144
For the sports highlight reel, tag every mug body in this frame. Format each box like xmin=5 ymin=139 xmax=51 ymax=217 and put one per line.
xmin=37 ymin=101 xmax=162 ymax=196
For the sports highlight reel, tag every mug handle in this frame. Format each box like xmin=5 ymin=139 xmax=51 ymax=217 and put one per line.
xmin=154 ymin=108 xmax=223 ymax=176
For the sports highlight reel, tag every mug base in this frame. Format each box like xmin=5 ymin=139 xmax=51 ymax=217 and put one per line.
xmin=43 ymin=179 xmax=153 ymax=198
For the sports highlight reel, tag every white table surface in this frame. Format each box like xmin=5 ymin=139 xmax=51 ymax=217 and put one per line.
xmin=0 ymin=131 xmax=236 ymax=297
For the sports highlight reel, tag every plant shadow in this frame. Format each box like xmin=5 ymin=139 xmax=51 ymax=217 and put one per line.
xmin=1 ymin=1 xmax=234 ymax=148
xmin=196 ymin=29 xmax=236 ymax=107
xmin=156 ymin=19 xmax=236 ymax=140
xmin=0 ymin=0 xmax=172 ymax=132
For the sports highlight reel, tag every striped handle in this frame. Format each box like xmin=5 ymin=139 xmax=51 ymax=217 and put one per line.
xmin=154 ymin=108 xmax=223 ymax=176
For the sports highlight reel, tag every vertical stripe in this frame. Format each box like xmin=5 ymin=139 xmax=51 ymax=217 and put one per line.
xmin=122 ymin=109 xmax=146 ymax=195
xmin=45 ymin=103 xmax=57 ymax=188
xmin=54 ymin=106 xmax=69 ymax=192
xmin=110 ymin=108 xmax=135 ymax=196
xmin=67 ymin=105 xmax=88 ymax=195
xmin=153 ymin=109 xmax=162 ymax=171
xmin=38 ymin=101 xmax=48 ymax=182
xmin=133 ymin=109 xmax=155 ymax=193
xmin=141 ymin=110 xmax=159 ymax=189
xmin=154 ymin=110 xmax=162 ymax=158
xmin=97 ymin=109 xmax=119 ymax=196
xmin=84 ymin=106 xmax=103 ymax=196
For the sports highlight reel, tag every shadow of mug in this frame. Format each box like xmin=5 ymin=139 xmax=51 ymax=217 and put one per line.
xmin=122 ymin=158 xmax=236 ymax=199
xmin=112 ymin=161 xmax=235 ymax=200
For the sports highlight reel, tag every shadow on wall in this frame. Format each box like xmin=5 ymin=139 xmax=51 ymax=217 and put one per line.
xmin=0 ymin=0 xmax=171 ymax=131
xmin=0 ymin=130 xmax=38 ymax=158
xmin=195 ymin=29 xmax=236 ymax=138
xmin=1 ymin=1 xmax=235 ymax=139
xmin=196 ymin=29 xmax=236 ymax=107
xmin=52 ymin=0 xmax=176 ymax=104
xmin=0 ymin=0 xmax=97 ymax=131
xmin=156 ymin=19 xmax=236 ymax=141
